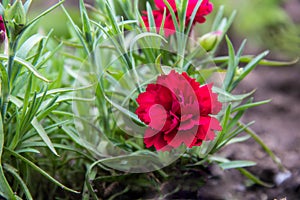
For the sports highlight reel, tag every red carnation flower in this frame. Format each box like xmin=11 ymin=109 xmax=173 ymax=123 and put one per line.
xmin=0 ymin=16 xmax=6 ymax=43
xmin=142 ymin=0 xmax=213 ymax=37
xmin=136 ymin=70 xmax=222 ymax=151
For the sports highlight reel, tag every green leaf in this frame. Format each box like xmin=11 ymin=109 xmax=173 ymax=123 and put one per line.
xmin=179 ymin=0 xmax=188 ymax=33
xmin=16 ymin=34 xmax=45 ymax=59
xmin=61 ymin=4 xmax=89 ymax=54
xmin=4 ymin=148 xmax=79 ymax=193
xmin=0 ymin=62 xmax=9 ymax=118
xmin=239 ymin=121 xmax=285 ymax=171
xmin=31 ymin=117 xmax=58 ymax=156
xmin=163 ymin=0 xmax=179 ymax=32
xmin=213 ymin=56 xmax=299 ymax=66
xmin=211 ymin=10 xmax=237 ymax=55
xmin=213 ymin=86 xmax=256 ymax=102
xmin=0 ymin=54 xmax=50 ymax=82
xmin=3 ymin=164 xmax=33 ymax=200
xmin=219 ymin=160 xmax=256 ymax=170
xmin=230 ymin=51 xmax=269 ymax=90
xmin=0 ymin=115 xmax=16 ymax=200
xmin=223 ymin=36 xmax=236 ymax=91
xmin=35 ymin=42 xmax=63 ymax=69
xmin=226 ymin=135 xmax=251 ymax=145
xmin=25 ymin=0 xmax=65 ymax=28
xmin=209 ymin=104 xmax=232 ymax=154
xmin=105 ymin=1 xmax=122 ymax=35
xmin=23 ymin=0 xmax=33 ymax=14
xmin=211 ymin=6 xmax=224 ymax=31
xmin=79 ymin=0 xmax=92 ymax=47
xmin=232 ymin=99 xmax=271 ymax=113
xmin=185 ymin=0 xmax=202 ymax=35
xmin=238 ymin=168 xmax=273 ymax=187
xmin=146 ymin=2 xmax=156 ymax=33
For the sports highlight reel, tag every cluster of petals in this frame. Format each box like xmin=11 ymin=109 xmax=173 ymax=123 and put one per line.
xmin=136 ymin=70 xmax=222 ymax=151
xmin=0 ymin=16 xmax=6 ymax=43
xmin=142 ymin=0 xmax=213 ymax=36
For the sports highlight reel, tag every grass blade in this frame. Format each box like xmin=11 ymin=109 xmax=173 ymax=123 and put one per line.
xmin=4 ymin=148 xmax=79 ymax=194
xmin=31 ymin=117 xmax=58 ymax=156
xmin=0 ymin=115 xmax=15 ymax=199
xmin=219 ymin=160 xmax=256 ymax=170
xmin=0 ymin=54 xmax=50 ymax=82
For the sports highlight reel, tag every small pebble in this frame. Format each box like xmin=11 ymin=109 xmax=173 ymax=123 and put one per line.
xmin=274 ymin=170 xmax=292 ymax=185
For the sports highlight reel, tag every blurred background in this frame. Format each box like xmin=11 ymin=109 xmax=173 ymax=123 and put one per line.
xmin=29 ymin=0 xmax=300 ymax=57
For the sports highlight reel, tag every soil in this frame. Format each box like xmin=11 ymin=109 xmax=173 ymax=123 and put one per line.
xmin=194 ymin=63 xmax=300 ymax=200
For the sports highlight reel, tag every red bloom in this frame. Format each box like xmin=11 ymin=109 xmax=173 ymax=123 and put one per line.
xmin=136 ymin=70 xmax=222 ymax=151
xmin=0 ymin=16 xmax=6 ymax=43
xmin=142 ymin=0 xmax=213 ymax=37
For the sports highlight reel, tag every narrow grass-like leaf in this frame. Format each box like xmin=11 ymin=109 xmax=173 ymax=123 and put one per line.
xmin=20 ymin=76 xmax=32 ymax=125
xmin=185 ymin=0 xmax=202 ymax=35
xmin=0 ymin=115 xmax=15 ymax=199
xmin=105 ymin=1 xmax=122 ymax=35
xmin=238 ymin=168 xmax=273 ymax=187
xmin=211 ymin=11 xmax=237 ymax=55
xmin=26 ymin=0 xmax=65 ymax=28
xmin=209 ymin=104 xmax=231 ymax=154
xmin=213 ymin=87 xmax=256 ymax=102
xmin=226 ymin=135 xmax=251 ymax=145
xmin=35 ymin=42 xmax=63 ymax=69
xmin=15 ymin=148 xmax=40 ymax=154
xmin=236 ymin=39 xmax=247 ymax=58
xmin=217 ymin=121 xmax=255 ymax=150
xmin=108 ymin=186 xmax=130 ymax=200
xmin=239 ymin=122 xmax=285 ymax=171
xmin=163 ymin=0 xmax=179 ymax=32
xmin=223 ymin=36 xmax=236 ymax=91
xmin=213 ymin=56 xmax=299 ymax=66
xmin=31 ymin=117 xmax=58 ymax=156
xmin=219 ymin=160 xmax=256 ymax=170
xmin=211 ymin=6 xmax=224 ymax=31
xmin=79 ymin=0 xmax=92 ymax=48
xmin=0 ymin=54 xmax=50 ymax=82
xmin=61 ymin=5 xmax=89 ymax=54
xmin=4 ymin=148 xmax=79 ymax=193
xmin=3 ymin=164 xmax=33 ymax=200
xmin=16 ymin=34 xmax=44 ymax=59
xmin=179 ymin=0 xmax=188 ymax=33
xmin=230 ymin=51 xmax=269 ymax=91
xmin=0 ymin=63 xmax=9 ymax=117
xmin=24 ymin=0 xmax=32 ymax=14
xmin=37 ymin=104 xmax=59 ymax=121
xmin=232 ymin=99 xmax=271 ymax=113
xmin=146 ymin=2 xmax=156 ymax=33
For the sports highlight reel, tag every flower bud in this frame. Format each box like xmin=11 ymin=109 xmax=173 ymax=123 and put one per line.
xmin=6 ymin=0 xmax=26 ymax=25
xmin=233 ymin=67 xmax=244 ymax=81
xmin=198 ymin=31 xmax=222 ymax=51
xmin=4 ymin=0 xmax=26 ymax=38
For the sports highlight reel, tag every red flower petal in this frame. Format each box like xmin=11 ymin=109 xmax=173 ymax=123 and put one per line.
xmin=136 ymin=70 xmax=222 ymax=151
xmin=144 ymin=128 xmax=171 ymax=151
xmin=154 ymin=0 xmax=176 ymax=10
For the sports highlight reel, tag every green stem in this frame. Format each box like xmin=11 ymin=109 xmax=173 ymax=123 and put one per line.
xmin=0 ymin=63 xmax=9 ymax=119
xmin=90 ymin=52 xmax=110 ymax=135
xmin=7 ymin=41 xmax=17 ymax=85
xmin=0 ymin=113 xmax=16 ymax=199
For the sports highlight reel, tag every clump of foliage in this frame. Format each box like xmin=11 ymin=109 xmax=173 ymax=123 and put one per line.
xmin=0 ymin=0 xmax=293 ymax=199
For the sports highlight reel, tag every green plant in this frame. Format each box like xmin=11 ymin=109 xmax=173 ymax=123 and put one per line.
xmin=0 ymin=0 xmax=295 ymax=199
